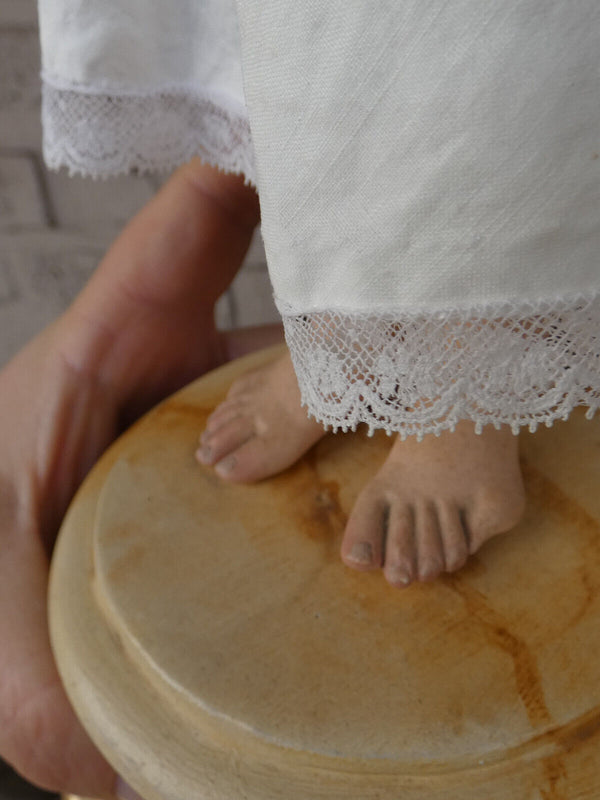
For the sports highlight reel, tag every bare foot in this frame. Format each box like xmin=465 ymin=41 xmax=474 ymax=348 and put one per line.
xmin=196 ymin=353 xmax=325 ymax=482
xmin=340 ymin=421 xmax=526 ymax=587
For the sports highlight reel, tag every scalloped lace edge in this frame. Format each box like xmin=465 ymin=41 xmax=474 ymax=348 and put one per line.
xmin=278 ymin=292 xmax=600 ymax=439
xmin=40 ymin=78 xmax=255 ymax=183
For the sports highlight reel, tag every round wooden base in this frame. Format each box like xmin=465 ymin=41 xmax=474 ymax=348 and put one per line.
xmin=50 ymin=346 xmax=600 ymax=800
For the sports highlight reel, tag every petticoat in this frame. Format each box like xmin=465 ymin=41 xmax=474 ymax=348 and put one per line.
xmin=39 ymin=0 xmax=600 ymax=439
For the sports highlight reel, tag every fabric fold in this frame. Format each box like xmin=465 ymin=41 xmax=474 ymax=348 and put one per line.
xmin=235 ymin=0 xmax=600 ymax=434
xmin=39 ymin=0 xmax=600 ymax=437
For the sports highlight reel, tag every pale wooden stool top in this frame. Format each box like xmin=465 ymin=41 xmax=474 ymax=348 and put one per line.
xmin=50 ymin=346 xmax=600 ymax=800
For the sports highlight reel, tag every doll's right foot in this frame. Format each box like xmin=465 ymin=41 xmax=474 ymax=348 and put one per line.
xmin=196 ymin=353 xmax=325 ymax=482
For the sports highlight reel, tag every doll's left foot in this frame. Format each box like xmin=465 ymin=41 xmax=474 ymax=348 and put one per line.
xmin=340 ymin=421 xmax=526 ymax=587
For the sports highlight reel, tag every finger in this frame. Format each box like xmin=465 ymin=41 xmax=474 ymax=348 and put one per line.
xmin=77 ymin=160 xmax=260 ymax=318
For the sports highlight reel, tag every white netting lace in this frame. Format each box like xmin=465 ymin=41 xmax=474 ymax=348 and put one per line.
xmin=280 ymin=293 xmax=600 ymax=439
xmin=41 ymin=80 xmax=255 ymax=182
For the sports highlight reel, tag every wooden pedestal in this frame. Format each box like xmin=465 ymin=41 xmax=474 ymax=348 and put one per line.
xmin=50 ymin=346 xmax=600 ymax=800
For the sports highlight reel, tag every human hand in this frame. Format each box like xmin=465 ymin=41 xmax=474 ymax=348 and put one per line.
xmin=0 ymin=159 xmax=271 ymax=797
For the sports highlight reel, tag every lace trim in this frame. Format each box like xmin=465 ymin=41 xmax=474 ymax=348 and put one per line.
xmin=41 ymin=78 xmax=255 ymax=183
xmin=279 ymin=293 xmax=600 ymax=439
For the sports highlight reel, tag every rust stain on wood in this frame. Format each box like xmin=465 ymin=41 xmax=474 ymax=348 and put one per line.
xmin=521 ymin=459 xmax=600 ymax=552
xmin=540 ymin=754 xmax=568 ymax=800
xmin=267 ymin=460 xmax=347 ymax=563
xmin=448 ymin=577 xmax=552 ymax=729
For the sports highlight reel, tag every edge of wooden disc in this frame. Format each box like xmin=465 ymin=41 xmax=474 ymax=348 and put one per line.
xmin=49 ymin=346 xmax=600 ymax=800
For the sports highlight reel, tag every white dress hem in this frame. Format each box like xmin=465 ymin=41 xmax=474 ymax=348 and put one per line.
xmin=278 ymin=291 xmax=600 ymax=439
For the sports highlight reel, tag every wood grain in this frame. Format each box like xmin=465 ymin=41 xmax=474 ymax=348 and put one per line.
xmin=50 ymin=346 xmax=600 ymax=800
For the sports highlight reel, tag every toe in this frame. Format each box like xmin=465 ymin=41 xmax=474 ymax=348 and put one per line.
xmin=415 ymin=503 xmax=445 ymax=582
xmin=437 ymin=502 xmax=469 ymax=573
xmin=462 ymin=507 xmax=493 ymax=555
xmin=196 ymin=416 xmax=254 ymax=466
xmin=383 ymin=504 xmax=416 ymax=587
xmin=213 ymin=433 xmax=283 ymax=483
xmin=203 ymin=399 xmax=245 ymax=434
xmin=340 ymin=490 xmax=386 ymax=572
xmin=226 ymin=371 xmax=259 ymax=400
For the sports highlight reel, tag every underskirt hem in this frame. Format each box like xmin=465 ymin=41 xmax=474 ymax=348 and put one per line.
xmin=40 ymin=77 xmax=255 ymax=184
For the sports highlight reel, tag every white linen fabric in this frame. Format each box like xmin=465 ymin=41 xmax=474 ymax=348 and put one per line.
xmin=39 ymin=0 xmax=600 ymax=438
xmin=39 ymin=0 xmax=254 ymax=180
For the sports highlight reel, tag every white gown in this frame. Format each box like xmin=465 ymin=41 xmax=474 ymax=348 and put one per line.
xmin=39 ymin=0 xmax=600 ymax=439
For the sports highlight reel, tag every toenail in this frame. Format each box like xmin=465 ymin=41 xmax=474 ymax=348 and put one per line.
xmin=388 ymin=568 xmax=412 ymax=586
xmin=196 ymin=445 xmax=212 ymax=464
xmin=216 ymin=455 xmax=237 ymax=476
xmin=349 ymin=541 xmax=373 ymax=565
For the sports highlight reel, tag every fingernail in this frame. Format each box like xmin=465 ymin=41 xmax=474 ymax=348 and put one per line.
xmin=215 ymin=455 xmax=236 ymax=476
xmin=349 ymin=541 xmax=373 ymax=565
xmin=196 ymin=445 xmax=212 ymax=464
xmin=115 ymin=775 xmax=144 ymax=800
